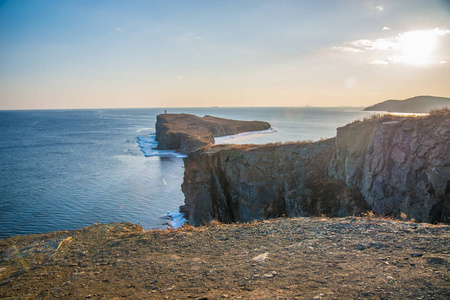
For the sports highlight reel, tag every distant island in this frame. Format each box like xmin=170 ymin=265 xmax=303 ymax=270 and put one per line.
xmin=364 ymin=95 xmax=450 ymax=113
xmin=155 ymin=113 xmax=271 ymax=154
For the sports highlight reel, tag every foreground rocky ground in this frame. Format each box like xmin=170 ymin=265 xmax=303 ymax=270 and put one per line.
xmin=1 ymin=217 xmax=449 ymax=299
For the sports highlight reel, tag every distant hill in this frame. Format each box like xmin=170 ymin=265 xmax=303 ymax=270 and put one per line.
xmin=364 ymin=95 xmax=450 ymax=113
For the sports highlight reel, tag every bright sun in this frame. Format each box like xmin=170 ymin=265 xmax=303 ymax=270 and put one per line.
xmin=395 ymin=30 xmax=437 ymax=65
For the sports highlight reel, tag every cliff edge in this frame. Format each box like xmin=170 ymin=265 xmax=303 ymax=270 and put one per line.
xmin=155 ymin=113 xmax=271 ymax=154
xmin=182 ymin=110 xmax=450 ymax=225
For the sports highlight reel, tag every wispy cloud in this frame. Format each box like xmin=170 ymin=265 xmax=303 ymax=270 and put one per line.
xmin=333 ymin=28 xmax=450 ymax=65
xmin=331 ymin=46 xmax=363 ymax=53
xmin=115 ymin=27 xmax=126 ymax=32
xmin=349 ymin=38 xmax=396 ymax=51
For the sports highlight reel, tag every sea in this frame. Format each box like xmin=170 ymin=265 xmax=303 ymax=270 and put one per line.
xmin=0 ymin=107 xmax=374 ymax=239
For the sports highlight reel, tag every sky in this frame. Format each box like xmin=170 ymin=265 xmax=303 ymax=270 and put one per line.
xmin=0 ymin=0 xmax=449 ymax=110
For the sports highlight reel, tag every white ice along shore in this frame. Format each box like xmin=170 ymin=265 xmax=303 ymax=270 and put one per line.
xmin=214 ymin=128 xmax=277 ymax=144
xmin=136 ymin=134 xmax=187 ymax=158
xmin=166 ymin=210 xmax=188 ymax=228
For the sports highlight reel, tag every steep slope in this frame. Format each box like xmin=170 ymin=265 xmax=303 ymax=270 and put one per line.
xmin=181 ymin=140 xmax=368 ymax=226
xmin=330 ymin=112 xmax=450 ymax=223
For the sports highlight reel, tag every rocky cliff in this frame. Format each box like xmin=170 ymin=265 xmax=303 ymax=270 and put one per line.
xmin=182 ymin=110 xmax=450 ymax=225
xmin=330 ymin=111 xmax=450 ymax=223
xmin=182 ymin=140 xmax=369 ymax=226
xmin=155 ymin=113 xmax=271 ymax=154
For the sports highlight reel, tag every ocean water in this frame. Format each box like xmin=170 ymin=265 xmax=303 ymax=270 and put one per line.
xmin=0 ymin=107 xmax=373 ymax=238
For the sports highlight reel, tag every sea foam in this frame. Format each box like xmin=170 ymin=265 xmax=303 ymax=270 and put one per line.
xmin=136 ymin=134 xmax=187 ymax=158
xmin=166 ymin=209 xmax=187 ymax=228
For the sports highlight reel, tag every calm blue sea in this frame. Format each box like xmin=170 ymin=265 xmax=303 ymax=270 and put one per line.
xmin=0 ymin=107 xmax=373 ymax=238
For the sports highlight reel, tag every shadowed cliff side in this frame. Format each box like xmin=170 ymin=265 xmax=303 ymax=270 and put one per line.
xmin=155 ymin=113 xmax=271 ymax=154
xmin=182 ymin=110 xmax=450 ymax=225
xmin=181 ymin=141 xmax=369 ymax=226
xmin=330 ymin=110 xmax=450 ymax=223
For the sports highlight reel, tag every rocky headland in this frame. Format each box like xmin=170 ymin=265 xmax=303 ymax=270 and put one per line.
xmin=364 ymin=95 xmax=450 ymax=113
xmin=182 ymin=109 xmax=450 ymax=226
xmin=155 ymin=113 xmax=271 ymax=154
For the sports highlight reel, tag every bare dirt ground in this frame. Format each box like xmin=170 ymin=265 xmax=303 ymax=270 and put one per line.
xmin=1 ymin=217 xmax=449 ymax=299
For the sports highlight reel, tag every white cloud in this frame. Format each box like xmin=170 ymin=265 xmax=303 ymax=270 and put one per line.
xmin=376 ymin=5 xmax=384 ymax=11
xmin=333 ymin=28 xmax=450 ymax=65
xmin=382 ymin=27 xmax=390 ymax=31
xmin=349 ymin=38 xmax=396 ymax=51
xmin=115 ymin=27 xmax=126 ymax=32
xmin=331 ymin=46 xmax=363 ymax=53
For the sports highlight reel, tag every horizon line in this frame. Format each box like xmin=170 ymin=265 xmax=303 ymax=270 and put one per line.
xmin=0 ymin=105 xmax=368 ymax=112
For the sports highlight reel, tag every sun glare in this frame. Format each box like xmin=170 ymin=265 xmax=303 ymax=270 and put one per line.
xmin=395 ymin=30 xmax=437 ymax=65
xmin=339 ymin=28 xmax=450 ymax=66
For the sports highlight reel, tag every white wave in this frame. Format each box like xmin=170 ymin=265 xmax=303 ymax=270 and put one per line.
xmin=136 ymin=134 xmax=187 ymax=158
xmin=166 ymin=209 xmax=187 ymax=228
xmin=214 ymin=128 xmax=278 ymax=144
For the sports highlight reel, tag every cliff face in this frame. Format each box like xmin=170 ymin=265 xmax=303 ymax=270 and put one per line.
xmin=182 ymin=111 xmax=450 ymax=225
xmin=181 ymin=140 xmax=369 ymax=225
xmin=330 ymin=113 xmax=450 ymax=223
xmin=155 ymin=114 xmax=271 ymax=154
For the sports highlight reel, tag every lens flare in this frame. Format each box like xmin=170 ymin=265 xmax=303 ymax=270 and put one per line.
xmin=396 ymin=30 xmax=437 ymax=65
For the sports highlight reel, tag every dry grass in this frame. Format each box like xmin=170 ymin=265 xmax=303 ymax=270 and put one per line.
xmin=400 ymin=212 xmax=408 ymax=221
xmin=204 ymin=219 xmax=223 ymax=227
xmin=363 ymin=113 xmax=385 ymax=121
xmin=360 ymin=210 xmax=421 ymax=223
xmin=429 ymin=107 xmax=450 ymax=115
xmin=362 ymin=210 xmax=376 ymax=218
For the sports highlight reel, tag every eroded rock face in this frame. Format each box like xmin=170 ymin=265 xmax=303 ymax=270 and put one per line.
xmin=330 ymin=113 xmax=450 ymax=223
xmin=181 ymin=141 xmax=368 ymax=225
xmin=182 ymin=112 xmax=450 ymax=225
xmin=155 ymin=114 xmax=271 ymax=154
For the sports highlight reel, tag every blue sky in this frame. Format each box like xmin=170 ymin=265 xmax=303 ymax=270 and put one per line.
xmin=1 ymin=0 xmax=449 ymax=109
